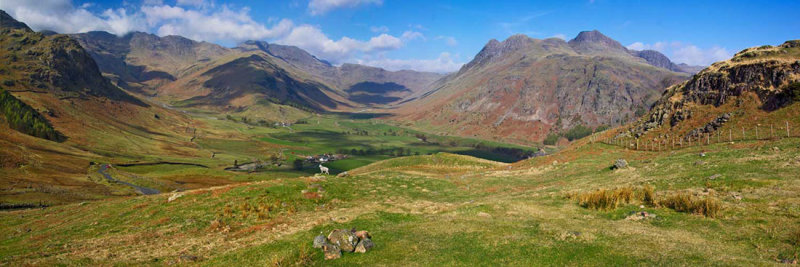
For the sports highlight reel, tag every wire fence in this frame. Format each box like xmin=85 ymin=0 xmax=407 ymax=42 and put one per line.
xmin=592 ymin=121 xmax=799 ymax=151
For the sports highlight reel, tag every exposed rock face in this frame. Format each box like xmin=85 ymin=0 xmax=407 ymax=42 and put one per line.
xmin=629 ymin=40 xmax=800 ymax=138
xmin=685 ymin=113 xmax=731 ymax=139
xmin=396 ymin=31 xmax=688 ymax=143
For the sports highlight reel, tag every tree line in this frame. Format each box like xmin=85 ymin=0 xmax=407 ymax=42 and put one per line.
xmin=0 ymin=88 xmax=66 ymax=142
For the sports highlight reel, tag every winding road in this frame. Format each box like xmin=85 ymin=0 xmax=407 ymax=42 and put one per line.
xmin=98 ymin=164 xmax=160 ymax=195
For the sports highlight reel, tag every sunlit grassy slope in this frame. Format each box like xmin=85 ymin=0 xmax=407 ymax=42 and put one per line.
xmin=2 ymin=138 xmax=798 ymax=265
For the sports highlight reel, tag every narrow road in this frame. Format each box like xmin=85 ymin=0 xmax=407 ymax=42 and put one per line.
xmin=97 ymin=164 xmax=160 ymax=195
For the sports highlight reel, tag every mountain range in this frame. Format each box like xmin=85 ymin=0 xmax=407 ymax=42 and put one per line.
xmin=393 ymin=30 xmax=694 ymax=143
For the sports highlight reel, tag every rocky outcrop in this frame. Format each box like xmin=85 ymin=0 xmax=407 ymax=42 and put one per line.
xmin=0 ymin=11 xmax=144 ymax=106
xmin=628 ymin=40 xmax=800 ymax=138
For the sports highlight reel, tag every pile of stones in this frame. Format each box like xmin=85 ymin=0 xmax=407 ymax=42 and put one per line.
xmin=313 ymin=228 xmax=374 ymax=260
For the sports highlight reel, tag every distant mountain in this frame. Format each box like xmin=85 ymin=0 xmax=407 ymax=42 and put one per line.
xmin=394 ymin=31 xmax=690 ymax=144
xmin=627 ymin=40 xmax=800 ymax=140
xmin=237 ymin=40 xmax=443 ymax=105
xmin=70 ymin=33 xmax=442 ymax=111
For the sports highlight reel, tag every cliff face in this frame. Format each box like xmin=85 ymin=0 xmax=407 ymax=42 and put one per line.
xmin=629 ymin=40 xmax=800 ymax=138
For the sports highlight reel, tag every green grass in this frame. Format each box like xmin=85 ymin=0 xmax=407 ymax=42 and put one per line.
xmin=2 ymin=138 xmax=798 ymax=265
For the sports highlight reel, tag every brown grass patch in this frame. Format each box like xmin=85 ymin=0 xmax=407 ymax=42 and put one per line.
xmin=573 ymin=187 xmax=636 ymax=210
xmin=660 ymin=193 xmax=721 ymax=218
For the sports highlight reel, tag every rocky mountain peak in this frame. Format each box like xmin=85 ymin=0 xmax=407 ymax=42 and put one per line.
xmin=568 ymin=30 xmax=627 ymax=53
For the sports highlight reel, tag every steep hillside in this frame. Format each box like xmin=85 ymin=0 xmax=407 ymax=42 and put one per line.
xmin=71 ymin=31 xmax=228 ymax=95
xmin=395 ymin=31 xmax=689 ymax=144
xmin=627 ymin=40 xmax=800 ymax=141
xmin=237 ymin=41 xmax=443 ymax=105
xmin=0 ymin=11 xmax=210 ymax=205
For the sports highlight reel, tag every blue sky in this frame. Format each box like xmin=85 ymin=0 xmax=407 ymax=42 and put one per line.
xmin=1 ymin=0 xmax=798 ymax=72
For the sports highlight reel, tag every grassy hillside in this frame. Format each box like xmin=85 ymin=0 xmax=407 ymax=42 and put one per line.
xmin=2 ymin=137 xmax=798 ymax=265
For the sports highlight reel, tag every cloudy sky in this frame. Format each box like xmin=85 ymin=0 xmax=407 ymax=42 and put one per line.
xmin=1 ymin=0 xmax=798 ymax=73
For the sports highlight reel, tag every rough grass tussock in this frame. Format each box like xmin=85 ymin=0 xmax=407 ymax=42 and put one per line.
xmin=660 ymin=193 xmax=721 ymax=218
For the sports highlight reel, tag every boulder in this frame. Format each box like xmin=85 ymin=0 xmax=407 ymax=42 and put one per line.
xmin=708 ymin=174 xmax=721 ymax=180
xmin=612 ymin=159 xmax=628 ymax=169
xmin=354 ymin=238 xmax=374 ymax=253
xmin=313 ymin=234 xmax=327 ymax=249
xmin=322 ymin=243 xmax=341 ymax=260
xmin=327 ymin=229 xmax=358 ymax=252
xmin=337 ymin=171 xmax=349 ymax=178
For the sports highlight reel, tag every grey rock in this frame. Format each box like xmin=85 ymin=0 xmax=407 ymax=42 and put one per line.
xmin=354 ymin=238 xmax=374 ymax=253
xmin=709 ymin=174 xmax=721 ymax=180
xmin=313 ymin=234 xmax=327 ymax=249
xmin=612 ymin=159 xmax=628 ymax=169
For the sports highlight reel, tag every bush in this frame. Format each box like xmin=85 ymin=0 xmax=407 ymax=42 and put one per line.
xmin=543 ymin=133 xmax=560 ymax=145
xmin=564 ymin=124 xmax=593 ymax=141
xmin=660 ymin=193 xmax=721 ymax=217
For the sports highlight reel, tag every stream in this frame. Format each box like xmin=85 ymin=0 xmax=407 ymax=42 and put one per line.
xmin=97 ymin=164 xmax=160 ymax=195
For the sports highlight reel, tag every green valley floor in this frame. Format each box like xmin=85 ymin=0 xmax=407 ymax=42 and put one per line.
xmin=2 ymin=138 xmax=799 ymax=266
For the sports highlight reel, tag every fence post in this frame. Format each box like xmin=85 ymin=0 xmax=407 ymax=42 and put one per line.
xmin=771 ymin=124 xmax=774 ymax=138
xmin=706 ymin=133 xmax=710 ymax=145
xmin=717 ymin=131 xmax=720 ymax=143
xmin=636 ymin=139 xmax=639 ymax=150
xmin=788 ymin=121 xmax=791 ymax=137
xmin=729 ymin=129 xmax=732 ymax=142
xmin=742 ymin=127 xmax=745 ymax=140
xmin=756 ymin=126 xmax=759 ymax=140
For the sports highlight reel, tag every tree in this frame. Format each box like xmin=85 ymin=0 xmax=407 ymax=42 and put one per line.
xmin=293 ymin=159 xmax=304 ymax=170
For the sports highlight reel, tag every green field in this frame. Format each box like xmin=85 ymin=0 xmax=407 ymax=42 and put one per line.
xmin=3 ymin=137 xmax=799 ymax=265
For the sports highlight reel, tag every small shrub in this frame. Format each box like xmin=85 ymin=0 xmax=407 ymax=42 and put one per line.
xmin=660 ymin=193 xmax=721 ymax=217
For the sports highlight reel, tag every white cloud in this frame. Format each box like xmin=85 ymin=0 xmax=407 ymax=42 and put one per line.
xmin=436 ymin=36 xmax=458 ymax=46
xmin=370 ymin=25 xmax=389 ymax=33
xmin=0 ymin=0 xmax=145 ymax=35
xmin=627 ymin=41 xmax=731 ymax=66
xmin=672 ymin=45 xmax=730 ymax=66
xmin=356 ymin=52 xmax=464 ymax=73
xmin=308 ymin=0 xmax=382 ymax=15
xmin=141 ymin=5 xmax=294 ymax=43
xmin=1 ymin=0 xmax=430 ymax=71
xmin=277 ymin=25 xmax=403 ymax=63
xmin=401 ymin=31 xmax=425 ymax=41
xmin=550 ymin=33 xmax=566 ymax=40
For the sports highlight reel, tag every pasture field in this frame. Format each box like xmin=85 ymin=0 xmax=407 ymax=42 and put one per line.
xmin=2 ymin=138 xmax=798 ymax=265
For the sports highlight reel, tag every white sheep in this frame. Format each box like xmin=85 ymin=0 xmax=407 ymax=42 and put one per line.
xmin=319 ymin=164 xmax=329 ymax=175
